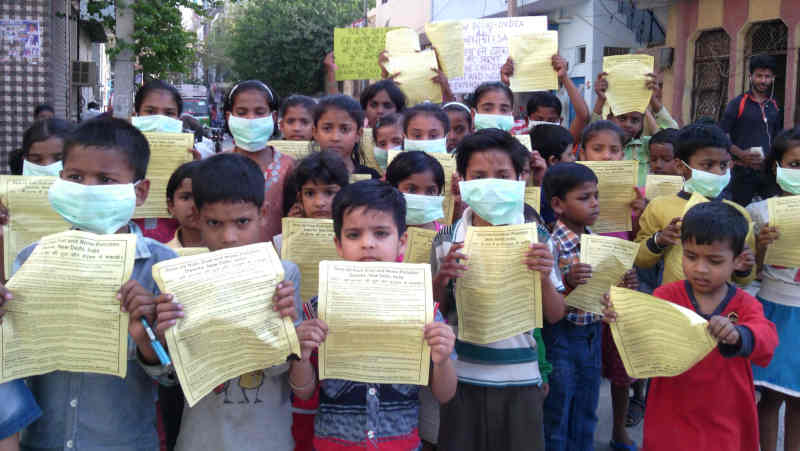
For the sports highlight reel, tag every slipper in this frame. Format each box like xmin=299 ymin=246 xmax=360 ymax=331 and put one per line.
xmin=626 ymin=397 xmax=646 ymax=427
xmin=610 ymin=440 xmax=638 ymax=451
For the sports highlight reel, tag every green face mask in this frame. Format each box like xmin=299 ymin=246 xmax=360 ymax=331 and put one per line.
xmin=682 ymin=162 xmax=731 ymax=199
xmin=459 ymin=178 xmax=525 ymax=225
xmin=48 ymin=178 xmax=137 ymax=234
xmin=473 ymin=113 xmax=515 ymax=132
xmin=132 ymin=115 xmax=184 ymax=133
xmin=776 ymin=165 xmax=800 ymax=195
xmin=404 ymin=137 xmax=447 ymax=153
xmin=403 ymin=193 xmax=444 ymax=225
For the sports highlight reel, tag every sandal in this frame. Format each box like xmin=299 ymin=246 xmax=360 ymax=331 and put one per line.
xmin=626 ymin=397 xmax=645 ymax=427
xmin=610 ymin=440 xmax=638 ymax=451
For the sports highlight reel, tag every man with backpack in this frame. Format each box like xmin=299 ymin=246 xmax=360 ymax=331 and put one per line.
xmin=720 ymin=54 xmax=783 ymax=206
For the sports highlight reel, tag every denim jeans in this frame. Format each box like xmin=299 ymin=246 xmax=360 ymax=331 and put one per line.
xmin=0 ymin=379 xmax=41 ymax=440
xmin=542 ymin=320 xmax=602 ymax=451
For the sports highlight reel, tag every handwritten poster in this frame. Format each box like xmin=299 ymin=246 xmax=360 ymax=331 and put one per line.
xmin=449 ymin=16 xmax=548 ymax=94
xmin=0 ymin=20 xmax=41 ymax=62
xmin=334 ymin=27 xmax=395 ymax=81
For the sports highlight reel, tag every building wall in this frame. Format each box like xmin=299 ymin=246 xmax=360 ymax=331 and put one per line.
xmin=666 ymin=0 xmax=800 ymax=125
xmin=373 ymin=0 xmax=432 ymax=30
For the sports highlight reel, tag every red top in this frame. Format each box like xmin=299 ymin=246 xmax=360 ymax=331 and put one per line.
xmin=643 ymin=281 xmax=778 ymax=451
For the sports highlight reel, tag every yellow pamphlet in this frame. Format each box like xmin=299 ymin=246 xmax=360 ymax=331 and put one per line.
xmin=424 ymin=21 xmax=465 ymax=78
xmin=385 ymin=28 xmax=420 ymax=55
xmin=134 ymin=132 xmax=194 ymax=218
xmin=268 ymin=140 xmax=314 ymax=161
xmin=525 ymin=186 xmax=541 ymax=213
xmin=566 ymin=235 xmax=638 ymax=313
xmin=603 ymin=54 xmax=654 ymax=116
xmin=404 ymin=227 xmax=437 ymax=264
xmin=281 ymin=218 xmax=339 ymax=301
xmin=765 ymin=195 xmax=800 ymax=267
xmin=578 ymin=160 xmax=638 ymax=233
xmin=645 ymin=175 xmax=684 ymax=200
xmin=174 ymin=247 xmax=209 ymax=257
xmin=385 ymin=49 xmax=442 ymax=106
xmin=509 ymin=31 xmax=558 ymax=92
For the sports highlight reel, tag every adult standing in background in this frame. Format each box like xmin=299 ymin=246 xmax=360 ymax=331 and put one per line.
xmin=720 ymin=54 xmax=783 ymax=205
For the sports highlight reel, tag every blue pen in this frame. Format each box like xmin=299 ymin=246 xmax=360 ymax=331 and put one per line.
xmin=140 ymin=317 xmax=172 ymax=368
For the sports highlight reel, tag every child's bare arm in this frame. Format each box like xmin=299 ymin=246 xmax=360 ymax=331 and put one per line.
xmin=425 ymin=322 xmax=456 ymax=403
xmin=525 ymin=243 xmax=566 ymax=324
xmin=291 ymin=318 xmax=328 ymax=400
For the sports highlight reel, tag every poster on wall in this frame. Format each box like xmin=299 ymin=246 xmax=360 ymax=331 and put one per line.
xmin=0 ymin=19 xmax=41 ymax=62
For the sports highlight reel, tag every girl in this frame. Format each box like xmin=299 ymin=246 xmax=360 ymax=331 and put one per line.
xmin=470 ymin=82 xmax=515 ymax=132
xmin=359 ymin=80 xmax=406 ymax=128
xmin=372 ymin=113 xmax=404 ymax=171
xmin=403 ymin=103 xmax=450 ymax=153
xmin=225 ymin=79 xmax=295 ymax=242
xmin=443 ymin=102 xmax=473 ymax=153
xmin=386 ymin=150 xmax=446 ymax=232
xmin=750 ymin=127 xmax=800 ymax=451
xmin=13 ymin=118 xmax=74 ymax=176
xmin=312 ymin=95 xmax=380 ymax=178
xmin=279 ymin=95 xmax=316 ymax=141
xmin=165 ymin=161 xmax=204 ymax=249
xmin=131 ymin=80 xmax=185 ymax=133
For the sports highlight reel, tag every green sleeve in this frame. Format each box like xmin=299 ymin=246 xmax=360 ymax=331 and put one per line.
xmin=534 ymin=328 xmax=552 ymax=384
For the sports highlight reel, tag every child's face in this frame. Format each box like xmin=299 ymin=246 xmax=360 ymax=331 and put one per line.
xmin=580 ymin=131 xmax=624 ymax=161
xmin=529 ymin=106 xmax=561 ymax=124
xmin=334 ymin=206 xmax=407 ymax=262
xmin=679 ymin=147 xmax=731 ymax=178
xmin=558 ymin=147 xmax=577 ymax=164
xmin=228 ymin=89 xmax=275 ymax=121
xmin=396 ymin=170 xmax=441 ymax=196
xmin=280 ymin=105 xmax=313 ymax=141
xmin=778 ymin=146 xmax=800 ymax=171
xmin=26 ymin=137 xmax=64 ymax=166
xmin=365 ymin=89 xmax=397 ymax=127
xmin=137 ymin=89 xmax=179 ymax=118
xmin=611 ymin=112 xmax=643 ymax=143
xmin=313 ymin=109 xmax=362 ymax=163
xmin=474 ymin=90 xmax=512 ymax=115
xmin=682 ymin=237 xmax=740 ymax=295
xmin=463 ymin=149 xmax=517 ymax=181
xmin=197 ymin=201 xmax=265 ymax=251
xmin=648 ymin=143 xmax=679 ymax=175
xmin=299 ymin=180 xmax=341 ymax=219
xmin=167 ymin=178 xmax=199 ymax=230
xmin=406 ymin=114 xmax=445 ymax=141
xmin=446 ymin=111 xmax=471 ymax=152
xmin=62 ymin=145 xmax=148 ymax=206
xmin=551 ymin=181 xmax=599 ymax=227
xmin=375 ymin=124 xmax=403 ymax=150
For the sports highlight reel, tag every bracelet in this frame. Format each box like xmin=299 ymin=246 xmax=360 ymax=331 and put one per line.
xmin=653 ymin=231 xmax=665 ymax=250
xmin=288 ymin=373 xmax=317 ymax=391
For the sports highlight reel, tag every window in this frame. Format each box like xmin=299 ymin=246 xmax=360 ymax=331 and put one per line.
xmin=578 ymin=46 xmax=586 ymax=64
xmin=691 ymin=29 xmax=730 ymax=122
xmin=603 ymin=47 xmax=630 ymax=57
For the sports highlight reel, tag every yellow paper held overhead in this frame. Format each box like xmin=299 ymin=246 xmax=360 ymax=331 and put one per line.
xmin=603 ymin=54 xmax=654 ymax=116
xmin=1 ymin=231 xmax=136 ymax=383
xmin=268 ymin=140 xmax=314 ymax=161
xmin=509 ymin=31 xmax=558 ymax=92
xmin=608 ymin=286 xmax=717 ymax=378
xmin=385 ymin=49 xmax=442 ymax=106
xmin=317 ymin=260 xmax=433 ymax=385
xmin=153 ymin=242 xmax=300 ymax=407
xmin=566 ymin=235 xmax=638 ymax=314
xmin=455 ymin=224 xmax=541 ymax=344
xmin=578 ymin=161 xmax=638 ymax=233
xmin=0 ymin=176 xmax=69 ymax=278
xmin=281 ymin=218 xmax=339 ymax=301
xmin=525 ymin=186 xmax=541 ymax=213
xmin=385 ymin=28 xmax=420 ymax=55
xmin=424 ymin=21 xmax=465 ymax=78
xmin=403 ymin=227 xmax=437 ymax=264
xmin=334 ymin=27 xmax=395 ymax=81
xmin=645 ymin=175 xmax=684 ymax=200
xmin=764 ymin=195 xmax=800 ymax=267
xmin=134 ymin=132 xmax=194 ymax=218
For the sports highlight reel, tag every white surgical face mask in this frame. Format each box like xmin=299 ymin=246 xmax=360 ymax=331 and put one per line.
xmin=22 ymin=159 xmax=62 ymax=177
xmin=228 ymin=115 xmax=275 ymax=152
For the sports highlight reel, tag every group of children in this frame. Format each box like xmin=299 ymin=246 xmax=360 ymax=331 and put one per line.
xmin=0 ymin=46 xmax=795 ymax=451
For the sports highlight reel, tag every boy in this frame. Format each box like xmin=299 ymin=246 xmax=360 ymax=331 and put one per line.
xmin=647 ymin=128 xmax=680 ymax=176
xmin=290 ymin=180 xmax=458 ymax=450
xmin=635 ymin=123 xmax=757 ymax=287
xmin=530 ymin=123 xmax=577 ymax=224
xmin=154 ymin=153 xmax=303 ymax=451
xmin=0 ymin=117 xmax=178 ymax=450
xmin=540 ymin=162 xmax=637 ymax=451
xmin=274 ymin=150 xmax=349 ymax=254
xmin=604 ymin=201 xmax=778 ymax=450
xmin=165 ymin=161 xmax=204 ymax=250
xmin=430 ymin=129 xmax=567 ymax=451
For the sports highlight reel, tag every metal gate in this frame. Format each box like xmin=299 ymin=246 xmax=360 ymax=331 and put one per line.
xmin=692 ymin=29 xmax=730 ymax=122
xmin=742 ymin=20 xmax=787 ymax=108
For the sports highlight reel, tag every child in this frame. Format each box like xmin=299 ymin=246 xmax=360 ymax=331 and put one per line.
xmin=0 ymin=117 xmax=178 ymax=449
xmin=165 ymin=161 xmax=204 ymax=249
xmin=635 ymin=123 xmax=757 ymax=287
xmin=442 ymin=102 xmax=473 ymax=153
xmin=13 ymin=118 xmax=74 ymax=176
xmin=291 ymin=179 xmax=457 ymax=450
xmin=359 ymin=80 xmax=407 ymax=128
xmin=372 ymin=113 xmax=404 ymax=171
xmin=530 ymin=123 xmax=576 ymax=167
xmin=431 ymin=129 xmax=567 ymax=451
xmin=225 ymin=80 xmax=296 ymax=243
xmin=748 ymin=127 xmax=800 ymax=451
xmin=605 ymin=201 xmax=778 ymax=451
xmin=155 ymin=153 xmax=304 ymax=451
xmin=593 ymin=71 xmax=679 ymax=184
xmin=386 ymin=150 xmax=446 ymax=233
xmin=312 ymin=95 xmax=380 ymax=178
xmin=403 ymin=103 xmax=450 ymax=153
xmin=279 ymin=95 xmax=316 ymax=141
xmin=501 ymin=54 xmax=590 ymax=142
xmin=648 ymin=128 xmax=680 ymax=176
xmin=469 ymin=82 xmax=515 ymax=132
xmin=540 ymin=162 xmax=638 ymax=451
xmin=274 ymin=150 xmax=349 ymax=253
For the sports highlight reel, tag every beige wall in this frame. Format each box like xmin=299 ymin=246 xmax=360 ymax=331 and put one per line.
xmin=373 ymin=0 xmax=432 ymax=31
